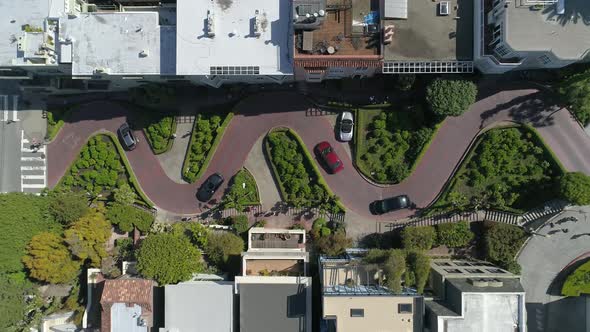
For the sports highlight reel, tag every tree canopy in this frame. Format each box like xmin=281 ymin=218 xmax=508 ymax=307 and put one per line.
xmin=558 ymin=172 xmax=590 ymax=205
xmin=64 ymin=210 xmax=111 ymax=267
xmin=435 ymin=221 xmax=474 ymax=248
xmin=22 ymin=232 xmax=80 ymax=284
xmin=48 ymin=190 xmax=89 ymax=226
xmin=426 ymin=79 xmax=477 ymax=117
xmin=484 ymin=222 xmax=527 ymax=273
xmin=106 ymin=204 xmax=155 ymax=233
xmin=137 ymin=233 xmax=204 ymax=284
xmin=204 ymin=232 xmax=244 ymax=271
xmin=315 ymin=230 xmax=352 ymax=256
xmin=0 ymin=193 xmax=61 ymax=274
xmin=383 ymin=250 xmax=406 ymax=293
xmin=112 ymin=184 xmax=137 ymax=206
xmin=558 ymin=70 xmax=590 ymax=125
xmin=401 ymin=226 xmax=436 ymax=251
xmin=0 ymin=274 xmax=36 ymax=330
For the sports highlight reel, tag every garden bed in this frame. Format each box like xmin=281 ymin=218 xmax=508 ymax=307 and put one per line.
xmin=124 ymin=102 xmax=177 ymax=155
xmin=353 ymin=105 xmax=440 ymax=184
xmin=46 ymin=106 xmax=74 ymax=141
xmin=223 ymin=168 xmax=260 ymax=206
xmin=264 ymin=128 xmax=342 ymax=211
xmin=562 ymin=259 xmax=590 ymax=296
xmin=428 ymin=126 xmax=564 ymax=215
xmin=182 ymin=111 xmax=234 ymax=183
xmin=58 ymin=133 xmax=153 ymax=207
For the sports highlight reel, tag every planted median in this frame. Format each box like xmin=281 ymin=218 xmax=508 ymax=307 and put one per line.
xmin=265 ymin=128 xmax=342 ymax=212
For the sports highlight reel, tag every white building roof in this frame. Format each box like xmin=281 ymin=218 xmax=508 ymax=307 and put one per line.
xmin=61 ymin=12 xmax=176 ymax=75
xmin=0 ymin=0 xmax=63 ymax=66
xmin=176 ymin=0 xmax=293 ymax=75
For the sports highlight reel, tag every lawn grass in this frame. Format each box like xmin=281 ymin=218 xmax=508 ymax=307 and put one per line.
xmin=429 ymin=126 xmax=564 ymax=214
xmin=182 ymin=111 xmax=234 ymax=183
xmin=353 ymin=105 xmax=438 ymax=184
xmin=58 ymin=133 xmax=153 ymax=207
xmin=562 ymin=260 xmax=590 ymax=297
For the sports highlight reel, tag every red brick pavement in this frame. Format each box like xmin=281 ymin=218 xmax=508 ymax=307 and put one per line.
xmin=47 ymin=87 xmax=590 ymax=218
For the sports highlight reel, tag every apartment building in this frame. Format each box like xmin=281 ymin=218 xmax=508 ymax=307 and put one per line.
xmin=319 ymin=250 xmax=424 ymax=332
xmin=475 ymin=0 xmax=590 ymax=73
xmin=1 ymin=0 xmax=587 ymax=90
xmin=235 ymin=227 xmax=312 ymax=332
xmin=425 ymin=259 xmax=527 ymax=332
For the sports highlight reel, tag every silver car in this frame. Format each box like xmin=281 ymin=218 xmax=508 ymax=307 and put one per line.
xmin=338 ymin=111 xmax=354 ymax=142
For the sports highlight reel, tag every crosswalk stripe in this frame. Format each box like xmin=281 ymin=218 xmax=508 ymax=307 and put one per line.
xmin=21 ymin=157 xmax=45 ymax=162
xmin=21 ymin=183 xmax=46 ymax=189
xmin=21 ymin=166 xmax=46 ymax=171
xmin=21 ymin=146 xmax=45 ymax=153
xmin=12 ymin=95 xmax=18 ymax=121
xmin=22 ymin=175 xmax=46 ymax=180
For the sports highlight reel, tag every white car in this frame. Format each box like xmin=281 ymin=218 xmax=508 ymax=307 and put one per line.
xmin=338 ymin=112 xmax=354 ymax=142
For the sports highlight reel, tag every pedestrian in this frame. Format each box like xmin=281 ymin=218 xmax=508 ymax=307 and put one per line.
xmin=171 ymin=133 xmax=177 ymax=139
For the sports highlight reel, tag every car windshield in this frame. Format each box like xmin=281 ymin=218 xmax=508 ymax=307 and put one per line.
xmin=322 ymin=146 xmax=332 ymax=156
xmin=123 ymin=132 xmax=134 ymax=146
xmin=341 ymin=120 xmax=353 ymax=133
xmin=331 ymin=161 xmax=342 ymax=170
xmin=383 ymin=197 xmax=405 ymax=211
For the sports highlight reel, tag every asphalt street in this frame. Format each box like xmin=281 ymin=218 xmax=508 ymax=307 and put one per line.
xmin=0 ymin=80 xmax=47 ymax=194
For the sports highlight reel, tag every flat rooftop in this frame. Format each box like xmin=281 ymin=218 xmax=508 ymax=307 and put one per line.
xmin=445 ymin=292 xmax=524 ymax=331
xmin=239 ymin=282 xmax=309 ymax=332
xmin=382 ymin=0 xmax=473 ymax=61
xmin=164 ymin=281 xmax=234 ymax=332
xmin=176 ymin=0 xmax=293 ymax=75
xmin=0 ymin=0 xmax=62 ymax=66
xmin=61 ymin=12 xmax=176 ymax=75
xmin=505 ymin=0 xmax=590 ymax=59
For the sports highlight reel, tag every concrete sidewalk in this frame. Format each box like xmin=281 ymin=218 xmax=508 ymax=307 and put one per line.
xmin=156 ymin=122 xmax=192 ymax=184
xmin=244 ymin=134 xmax=281 ymax=210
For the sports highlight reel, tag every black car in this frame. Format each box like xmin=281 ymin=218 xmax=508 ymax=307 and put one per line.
xmin=196 ymin=173 xmax=224 ymax=202
xmin=370 ymin=195 xmax=410 ymax=215
xmin=117 ymin=123 xmax=137 ymax=150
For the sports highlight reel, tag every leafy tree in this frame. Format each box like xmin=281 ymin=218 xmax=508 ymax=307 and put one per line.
xmin=426 ymin=79 xmax=477 ymax=117
xmin=228 ymin=215 xmax=249 ymax=235
xmin=383 ymin=250 xmax=406 ymax=293
xmin=435 ymin=221 xmax=474 ymax=248
xmin=401 ymin=226 xmax=436 ymax=251
xmin=0 ymin=274 xmax=36 ymax=330
xmin=484 ymin=222 xmax=527 ymax=271
xmin=315 ymin=230 xmax=352 ymax=256
xmin=48 ymin=190 xmax=89 ymax=225
xmin=106 ymin=204 xmax=155 ymax=233
xmin=311 ymin=217 xmax=331 ymax=239
xmin=64 ymin=209 xmax=112 ymax=267
xmin=204 ymin=232 xmax=244 ymax=272
xmin=558 ymin=70 xmax=590 ymax=125
xmin=22 ymin=232 xmax=80 ymax=284
xmin=0 ymin=193 xmax=61 ymax=274
xmin=559 ymin=172 xmax=590 ymax=205
xmin=170 ymin=223 xmax=210 ymax=248
xmin=113 ymin=184 xmax=136 ymax=205
xmin=407 ymin=251 xmax=430 ymax=293
xmin=137 ymin=233 xmax=204 ymax=284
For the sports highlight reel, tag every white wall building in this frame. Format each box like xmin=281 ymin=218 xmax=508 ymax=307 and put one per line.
xmin=474 ymin=0 xmax=590 ymax=74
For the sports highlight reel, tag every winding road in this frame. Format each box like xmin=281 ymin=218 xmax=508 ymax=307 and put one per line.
xmin=47 ymin=84 xmax=590 ymax=218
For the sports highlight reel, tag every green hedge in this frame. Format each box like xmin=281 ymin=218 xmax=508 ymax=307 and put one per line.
xmin=264 ymin=127 xmax=344 ymax=211
xmin=182 ymin=112 xmax=234 ymax=183
xmin=562 ymin=260 xmax=590 ymax=297
xmin=143 ymin=117 xmax=177 ymax=155
xmin=408 ymin=121 xmax=444 ymax=174
xmin=46 ymin=107 xmax=74 ymax=141
xmin=523 ymin=124 xmax=567 ymax=174
xmin=58 ymin=132 xmax=154 ymax=208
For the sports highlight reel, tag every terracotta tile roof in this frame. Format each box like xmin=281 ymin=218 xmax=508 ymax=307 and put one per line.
xmin=100 ymin=279 xmax=154 ymax=307
xmin=99 ymin=278 xmax=155 ymax=332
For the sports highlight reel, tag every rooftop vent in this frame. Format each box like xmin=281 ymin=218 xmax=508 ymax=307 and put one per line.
xmin=469 ymin=278 xmax=504 ymax=288
xmin=207 ymin=10 xmax=215 ymax=37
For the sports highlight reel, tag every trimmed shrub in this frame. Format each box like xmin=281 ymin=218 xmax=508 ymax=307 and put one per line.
xmin=401 ymin=226 xmax=436 ymax=251
xmin=426 ymin=79 xmax=477 ymax=117
xmin=435 ymin=221 xmax=474 ymax=248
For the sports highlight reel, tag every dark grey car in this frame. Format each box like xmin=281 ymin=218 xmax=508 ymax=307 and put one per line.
xmin=117 ymin=123 xmax=137 ymax=150
xmin=370 ymin=195 xmax=410 ymax=215
xmin=196 ymin=173 xmax=224 ymax=202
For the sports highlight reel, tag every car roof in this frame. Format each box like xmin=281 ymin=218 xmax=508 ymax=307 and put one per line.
xmin=324 ymin=149 xmax=340 ymax=164
xmin=341 ymin=112 xmax=353 ymax=120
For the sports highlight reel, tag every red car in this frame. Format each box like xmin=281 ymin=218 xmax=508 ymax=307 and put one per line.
xmin=314 ymin=141 xmax=344 ymax=174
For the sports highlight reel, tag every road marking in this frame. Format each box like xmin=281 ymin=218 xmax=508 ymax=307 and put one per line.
xmin=21 ymin=166 xmax=46 ymax=171
xmin=20 ymin=130 xmax=47 ymax=194
xmin=21 ymin=183 xmax=45 ymax=189
xmin=21 ymin=157 xmax=45 ymax=162
xmin=12 ymin=95 xmax=18 ymax=121
xmin=1 ymin=95 xmax=6 ymax=121
xmin=22 ymin=175 xmax=45 ymax=180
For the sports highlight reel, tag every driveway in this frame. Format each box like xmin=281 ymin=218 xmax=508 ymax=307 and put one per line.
xmin=47 ymin=85 xmax=590 ymax=217
xmin=518 ymin=207 xmax=590 ymax=332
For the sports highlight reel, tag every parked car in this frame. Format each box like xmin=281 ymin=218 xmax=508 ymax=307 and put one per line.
xmin=196 ymin=173 xmax=225 ymax=202
xmin=370 ymin=195 xmax=410 ymax=215
xmin=338 ymin=112 xmax=354 ymax=142
xmin=117 ymin=122 xmax=137 ymax=150
xmin=314 ymin=141 xmax=344 ymax=174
